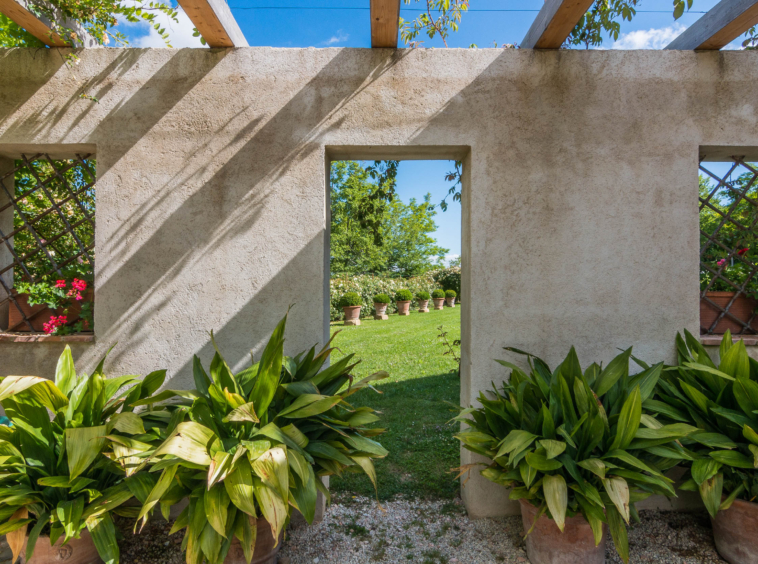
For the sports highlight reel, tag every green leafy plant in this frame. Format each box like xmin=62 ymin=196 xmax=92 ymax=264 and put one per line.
xmin=445 ymin=290 xmax=457 ymax=299
xmin=0 ymin=346 xmax=175 ymax=564
xmin=416 ymin=291 xmax=431 ymax=301
xmin=649 ymin=329 xmax=758 ymax=517
xmin=395 ymin=289 xmax=413 ymax=302
xmin=138 ymin=312 xmax=388 ymax=564
xmin=455 ymin=347 xmax=693 ymax=563
xmin=432 ymin=289 xmax=445 ymax=299
xmin=338 ymin=292 xmax=362 ymax=308
xmin=400 ymin=0 xmax=469 ymax=47
xmin=373 ymin=294 xmax=391 ymax=304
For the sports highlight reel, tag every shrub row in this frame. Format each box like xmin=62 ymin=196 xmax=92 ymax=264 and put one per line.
xmin=329 ymin=268 xmax=461 ymax=320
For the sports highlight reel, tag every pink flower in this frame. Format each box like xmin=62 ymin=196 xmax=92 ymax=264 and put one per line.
xmin=717 ymin=259 xmax=727 ymax=267
xmin=55 ymin=280 xmax=67 ymax=288
xmin=43 ymin=314 xmax=67 ymax=334
xmin=71 ymin=279 xmax=87 ymax=292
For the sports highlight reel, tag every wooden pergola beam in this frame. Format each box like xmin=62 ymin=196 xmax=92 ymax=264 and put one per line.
xmin=521 ymin=0 xmax=595 ymax=49
xmin=177 ymin=0 xmax=247 ymax=48
xmin=0 ymin=0 xmax=69 ymax=47
xmin=665 ymin=0 xmax=758 ymax=50
xmin=371 ymin=0 xmax=401 ymax=48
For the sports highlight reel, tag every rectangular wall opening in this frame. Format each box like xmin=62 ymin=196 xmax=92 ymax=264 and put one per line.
xmin=324 ymin=146 xmax=469 ymax=502
xmin=0 ymin=152 xmax=96 ymax=337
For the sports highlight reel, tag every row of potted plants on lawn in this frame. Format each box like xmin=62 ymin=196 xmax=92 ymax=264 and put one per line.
xmin=456 ymin=329 xmax=758 ymax=564
xmin=0 ymin=311 xmax=388 ymax=564
xmin=337 ymin=289 xmax=457 ymax=325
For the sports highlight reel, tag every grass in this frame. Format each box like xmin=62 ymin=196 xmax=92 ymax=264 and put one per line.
xmin=329 ymin=306 xmax=461 ymax=500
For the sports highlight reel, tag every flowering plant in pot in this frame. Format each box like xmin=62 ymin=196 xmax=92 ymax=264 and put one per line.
xmin=12 ymin=277 xmax=93 ymax=334
xmin=455 ymin=346 xmax=692 ymax=564
xmin=0 ymin=345 xmax=175 ymax=564
xmin=648 ymin=329 xmax=758 ymax=564
xmin=431 ymin=289 xmax=445 ymax=310
xmin=416 ymin=291 xmax=430 ymax=313
xmin=373 ymin=293 xmax=390 ymax=320
xmin=338 ymin=292 xmax=362 ymax=326
xmin=395 ymin=289 xmax=413 ymax=316
xmin=137 ymin=312 xmax=388 ymax=564
xmin=444 ymin=289 xmax=457 ymax=307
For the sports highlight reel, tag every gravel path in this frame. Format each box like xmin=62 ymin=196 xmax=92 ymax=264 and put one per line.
xmin=0 ymin=497 xmax=728 ymax=564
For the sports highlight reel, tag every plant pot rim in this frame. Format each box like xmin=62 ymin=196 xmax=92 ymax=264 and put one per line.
xmin=373 ymin=302 xmax=389 ymax=305
xmin=396 ymin=300 xmax=410 ymax=303
xmin=720 ymin=496 xmax=757 ymax=509
xmin=341 ymin=305 xmax=361 ymax=309
xmin=705 ymin=291 xmax=745 ymax=296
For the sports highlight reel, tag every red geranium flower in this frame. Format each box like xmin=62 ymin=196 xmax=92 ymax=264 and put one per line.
xmin=738 ymin=248 xmax=749 ymax=256
xmin=55 ymin=280 xmax=67 ymax=288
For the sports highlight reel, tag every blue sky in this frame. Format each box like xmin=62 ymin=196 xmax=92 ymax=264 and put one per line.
xmin=119 ymin=0 xmax=747 ymax=261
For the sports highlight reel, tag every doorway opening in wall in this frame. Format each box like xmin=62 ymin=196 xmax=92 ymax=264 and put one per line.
xmin=699 ymin=152 xmax=758 ymax=337
xmin=326 ymin=152 xmax=465 ymax=503
xmin=0 ymin=153 xmax=96 ymax=337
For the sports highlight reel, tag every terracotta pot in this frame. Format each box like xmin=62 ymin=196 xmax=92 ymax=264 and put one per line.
xmin=342 ymin=305 xmax=361 ymax=326
xmin=432 ymin=298 xmax=445 ymax=310
xmin=373 ymin=302 xmax=389 ymax=320
xmin=701 ymin=291 xmax=758 ymax=334
xmin=225 ymin=519 xmax=282 ymax=564
xmin=8 ymin=290 xmax=93 ymax=333
xmin=417 ymin=299 xmax=429 ymax=313
xmin=396 ymin=300 xmax=410 ymax=316
xmin=22 ymin=530 xmax=102 ymax=564
xmin=519 ymin=499 xmax=607 ymax=564
xmin=445 ymin=297 xmax=456 ymax=308
xmin=712 ymin=497 xmax=758 ymax=564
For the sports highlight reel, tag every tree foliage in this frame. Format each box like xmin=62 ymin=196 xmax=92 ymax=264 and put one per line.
xmin=330 ymin=161 xmax=448 ymax=278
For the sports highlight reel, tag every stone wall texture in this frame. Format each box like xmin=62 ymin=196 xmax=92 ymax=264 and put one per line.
xmin=1 ymin=47 xmax=758 ymax=516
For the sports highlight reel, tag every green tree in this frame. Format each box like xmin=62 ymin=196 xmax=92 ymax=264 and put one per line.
xmin=330 ymin=161 xmax=448 ymax=277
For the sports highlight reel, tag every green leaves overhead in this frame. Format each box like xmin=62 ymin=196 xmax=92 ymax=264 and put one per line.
xmin=456 ymin=344 xmax=690 ymax=564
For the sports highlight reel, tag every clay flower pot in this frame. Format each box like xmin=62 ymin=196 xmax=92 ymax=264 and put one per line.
xmin=417 ymin=299 xmax=429 ymax=313
xmin=519 ymin=499 xmax=606 ymax=564
xmin=432 ymin=298 xmax=445 ymax=310
xmin=342 ymin=305 xmax=361 ymax=326
xmin=396 ymin=300 xmax=411 ymax=316
xmin=701 ymin=291 xmax=758 ymax=334
xmin=22 ymin=530 xmax=102 ymax=564
xmin=225 ymin=518 xmax=282 ymax=564
xmin=445 ymin=297 xmax=456 ymax=307
xmin=711 ymin=497 xmax=758 ymax=564
xmin=374 ymin=302 xmax=389 ymax=320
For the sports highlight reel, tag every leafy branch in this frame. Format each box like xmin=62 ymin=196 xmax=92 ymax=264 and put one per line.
xmin=400 ymin=0 xmax=469 ymax=48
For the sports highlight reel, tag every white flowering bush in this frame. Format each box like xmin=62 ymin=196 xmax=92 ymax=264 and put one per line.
xmin=329 ymin=268 xmax=461 ymax=320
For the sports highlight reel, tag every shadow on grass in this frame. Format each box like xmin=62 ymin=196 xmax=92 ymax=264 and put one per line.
xmin=331 ymin=371 xmax=462 ymax=501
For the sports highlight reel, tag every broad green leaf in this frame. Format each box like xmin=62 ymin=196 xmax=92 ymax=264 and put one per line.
xmin=253 ymin=478 xmax=286 ymax=545
xmin=343 ymin=433 xmax=388 ymax=457
xmin=55 ymin=346 xmax=78 ymax=396
xmin=57 ymin=496 xmax=85 ymax=541
xmin=745 ymin=425 xmax=758 ymax=446
xmin=130 ymin=389 xmax=199 ymax=406
xmin=0 ymin=376 xmax=68 ymax=412
xmin=208 ymin=451 xmax=234 ymax=488
xmin=249 ymin=314 xmax=288 ymax=423
xmin=153 ymin=422 xmax=214 ymax=465
xmin=682 ymin=362 xmax=734 ymax=381
xmin=494 ymin=430 xmax=537 ymax=459
xmin=106 ymin=412 xmax=145 ymax=435
xmin=6 ymin=507 xmax=28 ymax=564
xmin=24 ymin=510 xmax=48 ymax=563
xmin=692 ymin=458 xmax=721 ymax=485
xmin=251 ymin=447 xmax=289 ymax=504
xmin=700 ymin=473 xmax=723 ymax=518
xmin=136 ymin=465 xmax=178 ymax=529
xmin=611 ymin=387 xmax=641 ymax=451
xmin=542 ymin=474 xmax=567 ymax=532
xmin=277 ymin=394 xmax=342 ymax=419
xmin=223 ymin=402 xmax=259 ymax=423
xmin=720 ymin=340 xmax=750 ymax=379
xmin=606 ymin=503 xmax=629 ymax=564
xmin=690 ymin=431 xmax=737 ymax=449
xmin=233 ymin=511 xmax=257 ymax=564
xmin=525 ymin=452 xmax=562 ymax=472
xmin=280 ymin=424 xmax=309 ymax=449
xmin=710 ymin=450 xmax=755 ymax=469
xmin=66 ymin=426 xmax=107 ymax=480
xmin=593 ymin=348 xmax=631 ymax=397
xmin=578 ymin=458 xmax=606 ymax=479
xmin=734 ymin=377 xmax=758 ymax=417
xmin=224 ymin=458 xmax=257 ymax=516
xmin=86 ymin=513 xmax=118 ymax=564
xmin=205 ymin=483 xmax=231 ymax=537
xmin=538 ymin=440 xmax=566 ymax=460
xmin=602 ymin=477 xmax=630 ymax=523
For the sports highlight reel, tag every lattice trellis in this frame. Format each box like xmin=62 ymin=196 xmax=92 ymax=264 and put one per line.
xmin=700 ymin=157 xmax=758 ymax=334
xmin=0 ymin=154 xmax=95 ymax=333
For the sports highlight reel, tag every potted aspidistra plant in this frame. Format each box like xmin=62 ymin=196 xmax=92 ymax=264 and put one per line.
xmin=648 ymin=329 xmax=758 ymax=564
xmin=338 ymin=292 xmax=362 ymax=326
xmin=0 ymin=346 xmax=175 ymax=564
xmin=432 ymin=289 xmax=445 ymax=310
xmin=445 ymin=289 xmax=457 ymax=308
xmin=395 ymin=289 xmax=413 ymax=316
xmin=373 ymin=293 xmax=390 ymax=320
xmin=137 ymin=312 xmax=389 ymax=564
xmin=416 ymin=291 xmax=430 ymax=313
xmin=455 ymin=346 xmax=692 ymax=564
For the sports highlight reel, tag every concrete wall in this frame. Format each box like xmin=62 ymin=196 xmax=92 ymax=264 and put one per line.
xmin=1 ymin=47 xmax=758 ymax=517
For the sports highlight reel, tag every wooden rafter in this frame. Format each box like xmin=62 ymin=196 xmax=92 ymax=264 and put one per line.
xmin=665 ymin=0 xmax=758 ymax=50
xmin=521 ymin=0 xmax=595 ymax=49
xmin=0 ymin=0 xmax=69 ymax=47
xmin=371 ymin=0 xmax=401 ymax=48
xmin=177 ymin=0 xmax=248 ymax=48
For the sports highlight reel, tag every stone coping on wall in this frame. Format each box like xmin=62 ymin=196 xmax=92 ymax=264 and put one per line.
xmin=701 ymin=335 xmax=758 ymax=346
xmin=0 ymin=333 xmax=94 ymax=343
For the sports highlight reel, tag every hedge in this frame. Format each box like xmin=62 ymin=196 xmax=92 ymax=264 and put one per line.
xmin=329 ymin=267 xmax=461 ymax=320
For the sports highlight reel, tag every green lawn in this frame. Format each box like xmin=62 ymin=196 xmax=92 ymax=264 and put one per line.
xmin=329 ymin=306 xmax=461 ymax=500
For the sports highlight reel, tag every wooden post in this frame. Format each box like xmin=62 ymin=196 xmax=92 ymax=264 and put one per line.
xmin=665 ymin=0 xmax=758 ymax=50
xmin=177 ymin=0 xmax=248 ymax=48
xmin=371 ymin=0 xmax=401 ymax=48
xmin=521 ymin=0 xmax=595 ymax=49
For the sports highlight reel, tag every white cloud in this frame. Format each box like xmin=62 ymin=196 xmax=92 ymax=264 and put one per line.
xmin=323 ymin=30 xmax=349 ymax=46
xmin=611 ymin=23 xmax=687 ymax=50
xmin=442 ymin=254 xmax=460 ymax=267
xmin=119 ymin=6 xmax=205 ymax=48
